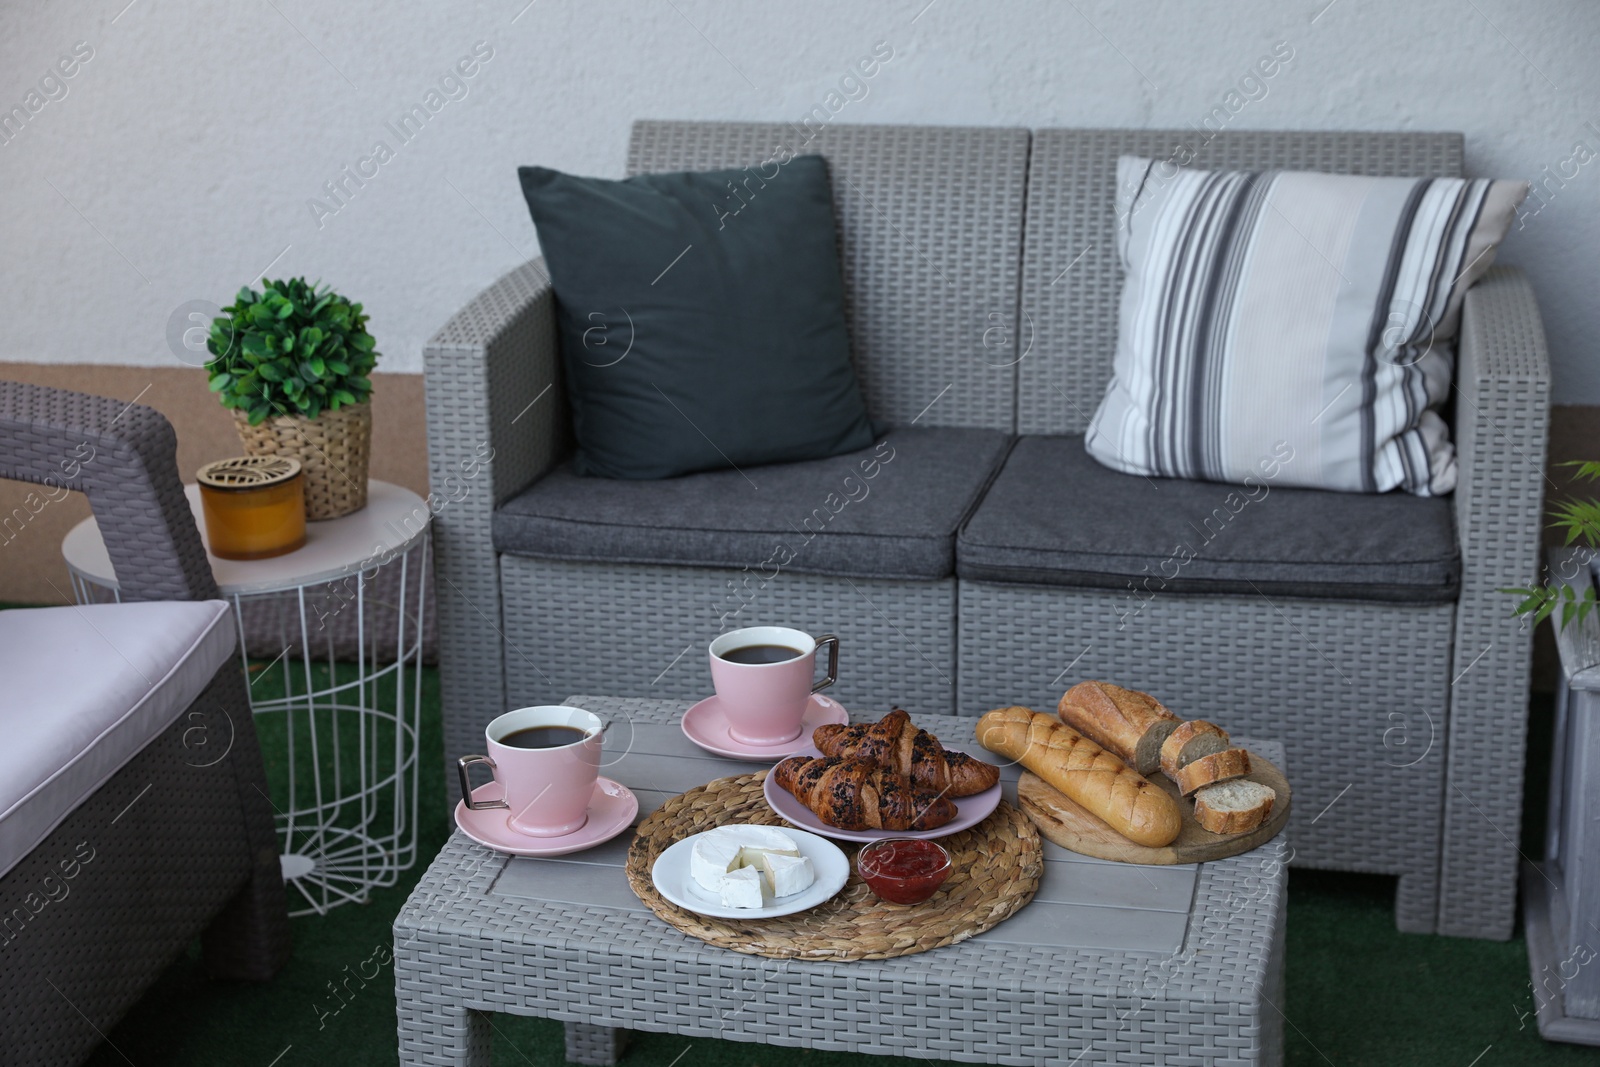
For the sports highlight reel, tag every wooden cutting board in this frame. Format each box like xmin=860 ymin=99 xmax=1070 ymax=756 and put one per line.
xmin=1018 ymin=751 xmax=1291 ymax=865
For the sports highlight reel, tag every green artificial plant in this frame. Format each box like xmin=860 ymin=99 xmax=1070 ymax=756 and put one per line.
xmin=1506 ymin=461 xmax=1600 ymax=629
xmin=206 ymin=277 xmax=378 ymax=425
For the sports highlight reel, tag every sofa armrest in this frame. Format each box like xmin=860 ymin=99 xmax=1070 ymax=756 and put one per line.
xmin=1439 ymin=264 xmax=1551 ymax=937
xmin=424 ymin=258 xmax=565 ymax=773
xmin=0 ymin=380 xmax=219 ymax=603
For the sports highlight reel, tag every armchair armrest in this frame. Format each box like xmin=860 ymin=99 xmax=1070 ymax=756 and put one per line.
xmin=0 ymin=380 xmax=218 ymax=602
xmin=1439 ymin=265 xmax=1551 ymax=938
xmin=423 ymin=258 xmax=566 ymax=769
xmin=425 ymin=257 xmax=567 ymax=509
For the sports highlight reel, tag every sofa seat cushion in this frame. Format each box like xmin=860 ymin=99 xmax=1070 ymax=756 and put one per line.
xmin=957 ymin=435 xmax=1460 ymax=603
xmin=494 ymin=428 xmax=1013 ymax=581
xmin=0 ymin=600 xmax=236 ymax=878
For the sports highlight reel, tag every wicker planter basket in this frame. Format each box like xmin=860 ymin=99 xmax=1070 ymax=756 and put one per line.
xmin=232 ymin=403 xmax=370 ymax=519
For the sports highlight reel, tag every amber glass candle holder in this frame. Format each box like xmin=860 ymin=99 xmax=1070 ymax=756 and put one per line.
xmin=197 ymin=456 xmax=307 ymax=561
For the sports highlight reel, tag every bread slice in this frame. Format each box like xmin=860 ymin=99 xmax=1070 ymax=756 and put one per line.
xmin=1173 ymin=748 xmax=1252 ymax=796
xmin=1058 ymin=681 xmax=1179 ymax=775
xmin=1159 ymin=720 xmax=1231 ymax=780
xmin=1193 ymin=779 xmax=1276 ymax=834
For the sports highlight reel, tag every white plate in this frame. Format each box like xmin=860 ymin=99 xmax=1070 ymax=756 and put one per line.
xmin=650 ymin=825 xmax=849 ymax=920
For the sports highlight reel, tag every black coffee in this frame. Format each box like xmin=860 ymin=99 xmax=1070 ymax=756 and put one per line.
xmin=500 ymin=725 xmax=589 ymax=749
xmin=719 ymin=643 xmax=803 ymax=665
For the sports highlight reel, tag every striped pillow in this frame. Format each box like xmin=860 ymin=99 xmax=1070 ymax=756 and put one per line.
xmin=1086 ymin=156 xmax=1527 ymax=495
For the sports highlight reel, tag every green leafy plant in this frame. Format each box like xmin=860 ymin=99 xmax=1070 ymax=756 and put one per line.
xmin=1504 ymin=461 xmax=1600 ymax=630
xmin=206 ymin=277 xmax=378 ymax=425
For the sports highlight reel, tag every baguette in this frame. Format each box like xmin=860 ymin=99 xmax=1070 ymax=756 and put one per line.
xmin=977 ymin=706 xmax=1181 ymax=847
xmin=1057 ymin=681 xmax=1180 ymax=774
xmin=1159 ymin=720 xmax=1231 ymax=780
xmin=1173 ymin=748 xmax=1252 ymax=796
xmin=1193 ymin=780 xmax=1276 ymax=834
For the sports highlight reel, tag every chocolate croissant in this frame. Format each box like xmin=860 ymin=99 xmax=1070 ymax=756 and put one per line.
xmin=772 ymin=755 xmax=959 ymax=831
xmin=813 ymin=708 xmax=1000 ymax=798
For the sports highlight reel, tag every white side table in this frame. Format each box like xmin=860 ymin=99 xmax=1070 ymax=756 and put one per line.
xmin=62 ymin=480 xmax=429 ymax=916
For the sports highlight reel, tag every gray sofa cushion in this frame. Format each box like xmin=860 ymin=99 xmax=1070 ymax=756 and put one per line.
xmin=957 ymin=435 xmax=1460 ymax=603
xmin=495 ymin=428 xmax=1013 ymax=581
xmin=517 ymin=157 xmax=874 ymax=479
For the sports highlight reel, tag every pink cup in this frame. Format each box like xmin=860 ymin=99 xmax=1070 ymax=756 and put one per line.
xmin=708 ymin=626 xmax=839 ymax=745
xmin=457 ymin=706 xmax=603 ymax=837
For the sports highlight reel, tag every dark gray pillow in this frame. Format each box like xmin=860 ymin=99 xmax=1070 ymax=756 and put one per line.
xmin=517 ymin=156 xmax=874 ymax=479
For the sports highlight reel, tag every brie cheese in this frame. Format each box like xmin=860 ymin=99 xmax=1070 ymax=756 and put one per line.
xmin=718 ymin=865 xmax=770 ymax=909
xmin=728 ymin=824 xmax=802 ymax=857
xmin=689 ymin=825 xmax=800 ymax=894
xmin=760 ymin=851 xmax=815 ymax=898
xmin=689 ymin=825 xmax=807 ymax=907
xmin=689 ymin=831 xmax=744 ymax=894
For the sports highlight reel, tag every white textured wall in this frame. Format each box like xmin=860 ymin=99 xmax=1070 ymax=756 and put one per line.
xmin=3 ymin=1 xmax=1598 ymax=397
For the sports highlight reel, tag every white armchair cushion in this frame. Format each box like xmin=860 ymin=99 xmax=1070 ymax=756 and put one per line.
xmin=0 ymin=600 xmax=236 ymax=877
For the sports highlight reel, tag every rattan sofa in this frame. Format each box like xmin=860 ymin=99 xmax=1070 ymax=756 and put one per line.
xmin=425 ymin=121 xmax=1548 ymax=940
xmin=0 ymin=382 xmax=290 ymax=1065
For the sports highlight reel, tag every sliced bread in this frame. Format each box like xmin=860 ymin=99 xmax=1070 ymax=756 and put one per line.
xmin=1058 ymin=681 xmax=1179 ymax=775
xmin=1193 ymin=779 xmax=1277 ymax=834
xmin=1173 ymin=748 xmax=1252 ymax=796
xmin=1159 ymin=720 xmax=1231 ymax=780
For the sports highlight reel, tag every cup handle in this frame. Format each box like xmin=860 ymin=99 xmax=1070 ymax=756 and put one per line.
xmin=457 ymin=754 xmax=509 ymax=810
xmin=811 ymin=634 xmax=840 ymax=693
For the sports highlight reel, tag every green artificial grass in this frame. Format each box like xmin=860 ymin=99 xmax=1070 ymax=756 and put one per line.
xmin=79 ymin=673 xmax=1586 ymax=1066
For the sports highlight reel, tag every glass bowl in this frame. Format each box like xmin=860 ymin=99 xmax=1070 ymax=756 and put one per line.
xmin=856 ymin=838 xmax=952 ymax=905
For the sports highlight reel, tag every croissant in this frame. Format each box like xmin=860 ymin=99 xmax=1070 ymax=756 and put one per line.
xmin=772 ymin=755 xmax=959 ymax=831
xmin=812 ymin=708 xmax=1000 ymax=798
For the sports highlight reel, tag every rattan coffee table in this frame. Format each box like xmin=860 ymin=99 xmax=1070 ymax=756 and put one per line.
xmin=394 ymin=697 xmax=1288 ymax=1066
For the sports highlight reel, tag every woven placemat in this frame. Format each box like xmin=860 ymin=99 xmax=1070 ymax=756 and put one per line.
xmin=625 ymin=771 xmax=1042 ymax=961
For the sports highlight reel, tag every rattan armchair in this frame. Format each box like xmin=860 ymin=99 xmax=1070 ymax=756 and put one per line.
xmin=0 ymin=381 xmax=290 ymax=1066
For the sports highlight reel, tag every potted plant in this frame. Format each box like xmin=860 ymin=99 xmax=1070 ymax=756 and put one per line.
xmin=206 ymin=277 xmax=378 ymax=519
xmin=1507 ymin=462 xmax=1600 ymax=630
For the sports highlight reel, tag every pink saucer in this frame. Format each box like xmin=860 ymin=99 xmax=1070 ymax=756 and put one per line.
xmin=680 ymin=693 xmax=850 ymax=760
xmin=453 ymin=777 xmax=637 ymax=857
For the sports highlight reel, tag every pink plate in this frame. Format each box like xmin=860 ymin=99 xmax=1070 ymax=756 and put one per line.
xmin=680 ymin=693 xmax=849 ymax=761
xmin=454 ymin=777 xmax=638 ymax=857
xmin=762 ymin=743 xmax=1002 ymax=843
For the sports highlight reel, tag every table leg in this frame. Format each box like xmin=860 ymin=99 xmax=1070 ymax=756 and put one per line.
xmin=396 ymin=997 xmax=493 ymax=1066
xmin=564 ymin=1022 xmax=629 ymax=1065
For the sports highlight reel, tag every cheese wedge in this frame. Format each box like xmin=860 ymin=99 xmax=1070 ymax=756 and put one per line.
xmin=718 ymin=865 xmax=771 ymax=909
xmin=760 ymin=851 xmax=815 ymax=897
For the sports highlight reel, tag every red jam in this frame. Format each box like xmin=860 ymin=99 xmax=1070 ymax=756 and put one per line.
xmin=857 ymin=839 xmax=952 ymax=905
